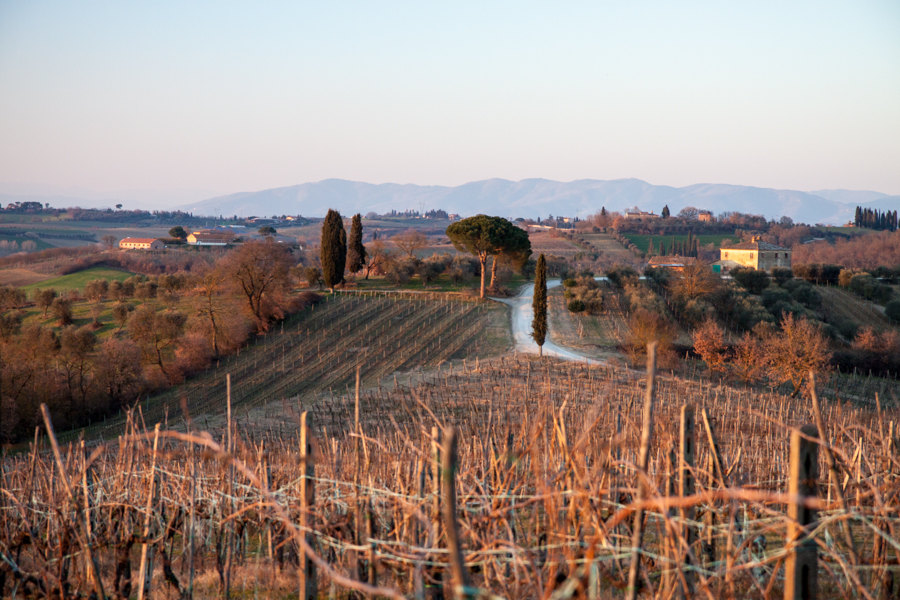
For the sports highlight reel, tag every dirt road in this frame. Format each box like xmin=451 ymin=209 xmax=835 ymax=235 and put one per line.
xmin=494 ymin=279 xmax=605 ymax=364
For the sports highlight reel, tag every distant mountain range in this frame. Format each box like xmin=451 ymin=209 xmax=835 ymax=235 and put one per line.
xmin=2 ymin=178 xmax=897 ymax=225
xmin=179 ymin=178 xmax=899 ymax=226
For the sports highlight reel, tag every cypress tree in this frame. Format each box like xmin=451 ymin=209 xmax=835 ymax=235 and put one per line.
xmin=661 ymin=205 xmax=670 ymax=218
xmin=347 ymin=213 xmax=367 ymax=274
xmin=532 ymin=254 xmax=548 ymax=356
xmin=648 ymin=237 xmax=655 ymax=256
xmin=321 ymin=208 xmax=347 ymax=292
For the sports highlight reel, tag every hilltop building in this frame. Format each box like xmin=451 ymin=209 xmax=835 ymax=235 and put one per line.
xmin=187 ymin=231 xmax=232 ymax=246
xmin=698 ymin=210 xmax=714 ymax=222
xmin=624 ymin=209 xmax=659 ymax=219
xmin=715 ymin=236 xmax=791 ymax=272
xmin=119 ymin=237 xmax=164 ymax=250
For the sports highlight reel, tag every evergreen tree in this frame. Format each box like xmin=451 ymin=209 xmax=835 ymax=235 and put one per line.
xmin=855 ymin=206 xmax=861 ymax=227
xmin=347 ymin=213 xmax=367 ymax=274
xmin=647 ymin=237 xmax=655 ymax=256
xmin=600 ymin=207 xmax=607 ymax=217
xmin=320 ymin=209 xmax=347 ymax=292
xmin=693 ymin=238 xmax=700 ymax=258
xmin=532 ymin=254 xmax=548 ymax=356
xmin=661 ymin=205 xmax=670 ymax=218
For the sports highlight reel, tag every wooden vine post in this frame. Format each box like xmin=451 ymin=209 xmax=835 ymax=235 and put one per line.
xmin=299 ymin=411 xmax=317 ymax=600
xmin=430 ymin=426 xmax=444 ymax=600
xmin=626 ymin=341 xmax=657 ymax=600
xmin=137 ymin=423 xmax=161 ymax=600
xmin=784 ymin=424 xmax=818 ymax=600
xmin=678 ymin=405 xmax=696 ymax=600
xmin=441 ymin=427 xmax=472 ymax=600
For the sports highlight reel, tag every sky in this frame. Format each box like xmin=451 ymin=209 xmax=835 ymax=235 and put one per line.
xmin=1 ymin=1 xmax=899 ymax=205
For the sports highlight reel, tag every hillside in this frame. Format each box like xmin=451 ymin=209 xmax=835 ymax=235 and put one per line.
xmin=177 ymin=177 xmax=895 ymax=224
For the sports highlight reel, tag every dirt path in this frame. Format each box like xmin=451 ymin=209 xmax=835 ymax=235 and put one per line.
xmin=493 ymin=279 xmax=607 ymax=364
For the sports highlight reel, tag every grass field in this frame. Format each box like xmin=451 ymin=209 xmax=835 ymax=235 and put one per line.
xmin=623 ymin=232 xmax=736 ymax=253
xmin=0 ymin=233 xmax=55 ymax=250
xmin=19 ymin=266 xmax=135 ymax=294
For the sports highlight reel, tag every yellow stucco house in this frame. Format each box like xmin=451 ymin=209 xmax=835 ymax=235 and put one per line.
xmin=715 ymin=236 xmax=791 ymax=272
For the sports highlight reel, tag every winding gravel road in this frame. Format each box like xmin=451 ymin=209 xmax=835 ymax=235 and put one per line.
xmin=493 ymin=279 xmax=605 ymax=364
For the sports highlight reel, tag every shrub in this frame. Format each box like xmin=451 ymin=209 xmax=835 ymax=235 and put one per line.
xmin=732 ymin=267 xmax=770 ymax=294
xmin=50 ymin=297 xmax=73 ymax=325
xmin=0 ymin=286 xmax=26 ymax=310
xmin=692 ymin=318 xmax=729 ymax=374
xmin=793 ymin=263 xmax=841 ymax=285
xmin=625 ymin=308 xmax=677 ymax=367
xmin=829 ymin=315 xmax=858 ymax=340
xmin=771 ymin=267 xmax=793 ymax=286
xmin=606 ymin=265 xmax=639 ymax=289
xmin=135 ymin=281 xmax=158 ymax=299
xmin=567 ymin=299 xmax=586 ymax=313
xmin=84 ymin=279 xmax=109 ymax=302
xmin=33 ymin=288 xmax=58 ymax=316
xmin=848 ymin=273 xmax=893 ymax=304
xmin=562 ymin=278 xmax=578 ymax=288
xmin=112 ymin=302 xmax=134 ymax=328
xmin=782 ymin=279 xmax=821 ymax=309
xmin=886 ymin=300 xmax=900 ymax=324
xmin=303 ymin=266 xmax=322 ymax=288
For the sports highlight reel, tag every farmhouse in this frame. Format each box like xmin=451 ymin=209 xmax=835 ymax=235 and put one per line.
xmin=119 ymin=237 xmax=164 ymax=250
xmin=717 ymin=236 xmax=791 ymax=271
xmin=625 ymin=209 xmax=659 ymax=219
xmin=187 ymin=232 xmax=231 ymax=246
xmin=647 ymin=255 xmax=697 ymax=272
xmin=698 ymin=210 xmax=714 ymax=222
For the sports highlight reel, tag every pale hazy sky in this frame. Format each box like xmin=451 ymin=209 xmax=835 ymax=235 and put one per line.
xmin=1 ymin=1 xmax=899 ymax=201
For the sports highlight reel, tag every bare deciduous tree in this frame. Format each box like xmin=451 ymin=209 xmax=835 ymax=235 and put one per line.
xmin=363 ymin=240 xmax=393 ymax=279
xmin=392 ymin=229 xmax=428 ymax=259
xmin=221 ymin=240 xmax=293 ymax=329
xmin=668 ymin=262 xmax=720 ymax=301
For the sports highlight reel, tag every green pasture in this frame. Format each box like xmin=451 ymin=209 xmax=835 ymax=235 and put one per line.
xmin=0 ymin=233 xmax=54 ymax=250
xmin=20 ymin=266 xmax=135 ymax=294
xmin=623 ymin=233 xmax=736 ymax=253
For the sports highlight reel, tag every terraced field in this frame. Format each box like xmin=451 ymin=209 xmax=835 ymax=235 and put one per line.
xmin=580 ymin=232 xmax=637 ymax=262
xmin=528 ymin=232 xmax=584 ymax=257
xmin=65 ymin=292 xmax=510 ymax=441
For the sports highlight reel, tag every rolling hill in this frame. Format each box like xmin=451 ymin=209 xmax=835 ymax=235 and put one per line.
xmin=179 ymin=178 xmax=898 ymax=225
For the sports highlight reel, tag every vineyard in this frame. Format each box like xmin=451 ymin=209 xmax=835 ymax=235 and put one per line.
xmin=818 ymin=285 xmax=898 ymax=333
xmin=2 ymin=354 xmax=897 ymax=599
xmin=548 ymin=286 xmax=631 ymax=357
xmin=530 ymin=233 xmax=587 ymax=259
xmin=580 ymin=233 xmax=638 ymax=263
xmin=63 ymin=292 xmax=510 ymax=443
